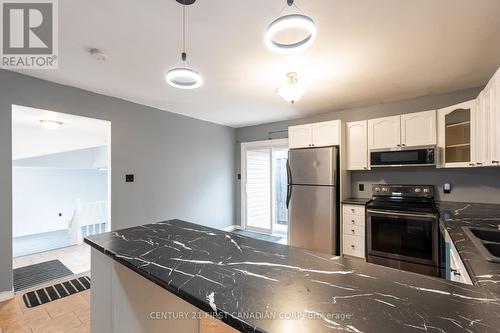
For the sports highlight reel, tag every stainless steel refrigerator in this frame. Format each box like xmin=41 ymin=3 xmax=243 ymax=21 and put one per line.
xmin=287 ymin=146 xmax=339 ymax=254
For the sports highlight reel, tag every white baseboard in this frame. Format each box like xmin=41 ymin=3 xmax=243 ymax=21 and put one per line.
xmin=0 ymin=290 xmax=14 ymax=302
xmin=222 ymin=225 xmax=243 ymax=232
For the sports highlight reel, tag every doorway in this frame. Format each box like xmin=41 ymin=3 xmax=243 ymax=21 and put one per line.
xmin=241 ymin=139 xmax=288 ymax=238
xmin=11 ymin=105 xmax=111 ymax=288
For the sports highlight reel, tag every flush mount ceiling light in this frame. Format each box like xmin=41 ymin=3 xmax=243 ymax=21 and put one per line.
xmin=277 ymin=72 xmax=306 ymax=104
xmin=39 ymin=119 xmax=63 ymax=129
xmin=165 ymin=0 xmax=203 ymax=90
xmin=265 ymin=0 xmax=317 ymax=54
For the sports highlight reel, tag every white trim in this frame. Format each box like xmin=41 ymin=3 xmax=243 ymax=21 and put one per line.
xmin=0 ymin=290 xmax=14 ymax=302
xmin=221 ymin=225 xmax=243 ymax=232
xmin=240 ymin=139 xmax=289 ymax=233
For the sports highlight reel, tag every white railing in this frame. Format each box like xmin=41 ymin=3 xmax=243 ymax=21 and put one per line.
xmin=69 ymin=200 xmax=108 ymax=244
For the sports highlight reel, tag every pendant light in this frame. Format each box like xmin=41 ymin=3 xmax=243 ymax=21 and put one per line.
xmin=166 ymin=0 xmax=203 ymax=89
xmin=265 ymin=0 xmax=317 ymax=54
xmin=277 ymin=72 xmax=306 ymax=104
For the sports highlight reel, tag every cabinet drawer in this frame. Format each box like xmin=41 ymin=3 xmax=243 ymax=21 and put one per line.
xmin=343 ymin=204 xmax=365 ymax=216
xmin=343 ymin=224 xmax=365 ymax=237
xmin=343 ymin=235 xmax=365 ymax=258
xmin=343 ymin=213 xmax=365 ymax=227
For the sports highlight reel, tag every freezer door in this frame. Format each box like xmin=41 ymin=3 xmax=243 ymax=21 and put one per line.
xmin=288 ymin=185 xmax=337 ymax=254
xmin=289 ymin=147 xmax=337 ymax=186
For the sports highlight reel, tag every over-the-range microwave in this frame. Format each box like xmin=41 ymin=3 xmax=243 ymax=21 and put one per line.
xmin=370 ymin=146 xmax=436 ymax=167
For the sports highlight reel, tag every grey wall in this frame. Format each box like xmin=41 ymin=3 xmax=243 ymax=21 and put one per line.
xmin=235 ymin=87 xmax=489 ymax=225
xmin=0 ymin=70 xmax=235 ymax=294
xmin=351 ymin=168 xmax=500 ymax=203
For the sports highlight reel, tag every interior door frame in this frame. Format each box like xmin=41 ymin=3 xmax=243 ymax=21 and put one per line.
xmin=241 ymin=139 xmax=288 ymax=234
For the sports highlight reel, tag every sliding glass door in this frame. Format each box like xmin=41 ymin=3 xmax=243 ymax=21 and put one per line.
xmin=242 ymin=140 xmax=288 ymax=235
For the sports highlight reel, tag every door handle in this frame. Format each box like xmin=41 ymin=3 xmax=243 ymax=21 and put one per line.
xmin=286 ymin=185 xmax=292 ymax=209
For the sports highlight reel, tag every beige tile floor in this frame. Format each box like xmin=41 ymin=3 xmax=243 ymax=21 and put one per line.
xmin=13 ymin=244 xmax=90 ymax=275
xmin=0 ymin=289 xmax=90 ymax=333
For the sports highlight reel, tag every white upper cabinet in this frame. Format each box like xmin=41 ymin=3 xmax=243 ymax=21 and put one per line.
xmin=288 ymin=124 xmax=313 ymax=149
xmin=401 ymin=110 xmax=437 ymax=147
xmin=437 ymin=100 xmax=475 ymax=168
xmin=488 ymin=68 xmax=500 ymax=166
xmin=474 ymin=90 xmax=490 ymax=166
xmin=288 ymin=120 xmax=340 ymax=149
xmin=312 ymin=120 xmax=340 ymax=147
xmin=346 ymin=121 xmax=368 ymax=170
xmin=367 ymin=116 xmax=401 ymax=149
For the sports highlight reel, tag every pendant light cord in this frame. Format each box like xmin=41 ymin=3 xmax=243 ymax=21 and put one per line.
xmin=181 ymin=1 xmax=187 ymax=61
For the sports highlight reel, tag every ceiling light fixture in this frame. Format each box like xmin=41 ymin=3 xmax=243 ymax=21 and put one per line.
xmin=40 ymin=119 xmax=63 ymax=130
xmin=265 ymin=0 xmax=317 ymax=54
xmin=277 ymin=72 xmax=306 ymax=104
xmin=166 ymin=0 xmax=203 ymax=89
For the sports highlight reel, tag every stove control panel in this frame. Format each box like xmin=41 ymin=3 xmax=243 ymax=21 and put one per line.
xmin=371 ymin=184 xmax=434 ymax=198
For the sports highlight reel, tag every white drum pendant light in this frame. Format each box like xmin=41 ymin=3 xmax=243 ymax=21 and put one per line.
xmin=166 ymin=0 xmax=203 ymax=89
xmin=265 ymin=0 xmax=317 ymax=54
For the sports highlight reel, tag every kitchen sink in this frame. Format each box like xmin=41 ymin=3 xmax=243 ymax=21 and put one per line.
xmin=484 ymin=243 xmax=500 ymax=258
xmin=469 ymin=227 xmax=500 ymax=243
xmin=462 ymin=227 xmax=500 ymax=263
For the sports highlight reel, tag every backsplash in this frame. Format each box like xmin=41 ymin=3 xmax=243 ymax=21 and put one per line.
xmin=351 ymin=167 xmax=500 ymax=203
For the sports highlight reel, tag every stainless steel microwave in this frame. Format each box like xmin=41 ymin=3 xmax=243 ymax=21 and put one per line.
xmin=370 ymin=146 xmax=436 ymax=167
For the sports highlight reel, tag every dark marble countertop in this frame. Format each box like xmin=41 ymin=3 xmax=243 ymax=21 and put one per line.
xmin=341 ymin=198 xmax=370 ymax=205
xmin=438 ymin=202 xmax=500 ymax=295
xmin=85 ymin=220 xmax=500 ymax=333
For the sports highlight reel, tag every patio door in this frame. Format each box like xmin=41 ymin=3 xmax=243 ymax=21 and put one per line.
xmin=241 ymin=139 xmax=288 ymax=234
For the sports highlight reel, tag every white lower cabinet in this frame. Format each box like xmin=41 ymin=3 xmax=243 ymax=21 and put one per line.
xmin=342 ymin=204 xmax=365 ymax=259
xmin=445 ymin=230 xmax=473 ymax=285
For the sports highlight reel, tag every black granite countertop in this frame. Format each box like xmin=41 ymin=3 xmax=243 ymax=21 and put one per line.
xmin=438 ymin=202 xmax=500 ymax=295
xmin=341 ymin=198 xmax=370 ymax=205
xmin=85 ymin=219 xmax=500 ymax=333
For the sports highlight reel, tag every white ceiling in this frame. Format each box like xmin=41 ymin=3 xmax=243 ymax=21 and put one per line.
xmin=12 ymin=105 xmax=109 ymax=160
xmin=11 ymin=0 xmax=500 ymax=128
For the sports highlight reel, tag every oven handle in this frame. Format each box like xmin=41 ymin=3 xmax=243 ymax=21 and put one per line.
xmin=367 ymin=209 xmax=437 ymax=219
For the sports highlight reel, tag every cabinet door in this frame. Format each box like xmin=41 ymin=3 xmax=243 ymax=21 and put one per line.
xmin=346 ymin=121 xmax=368 ymax=170
xmin=474 ymin=91 xmax=490 ymax=166
xmin=312 ymin=120 xmax=340 ymax=147
xmin=489 ymin=70 xmax=500 ymax=166
xmin=288 ymin=124 xmax=313 ymax=149
xmin=437 ymin=100 xmax=475 ymax=168
xmin=401 ymin=110 xmax=436 ymax=147
xmin=367 ymin=116 xmax=401 ymax=149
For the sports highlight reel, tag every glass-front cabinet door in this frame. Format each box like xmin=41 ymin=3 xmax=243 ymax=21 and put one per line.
xmin=437 ymin=100 xmax=475 ymax=167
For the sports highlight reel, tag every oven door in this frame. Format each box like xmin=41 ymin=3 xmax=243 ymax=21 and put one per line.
xmin=367 ymin=209 xmax=438 ymax=267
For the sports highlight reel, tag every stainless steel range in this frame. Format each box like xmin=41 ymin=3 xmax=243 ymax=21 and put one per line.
xmin=366 ymin=184 xmax=440 ymax=277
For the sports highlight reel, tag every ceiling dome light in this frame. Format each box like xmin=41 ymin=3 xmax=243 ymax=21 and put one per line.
xmin=166 ymin=0 xmax=203 ymax=90
xmin=40 ymin=119 xmax=63 ymax=129
xmin=277 ymin=72 xmax=306 ymax=104
xmin=265 ymin=0 xmax=317 ymax=54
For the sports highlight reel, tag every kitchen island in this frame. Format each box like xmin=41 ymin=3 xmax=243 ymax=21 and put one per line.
xmin=85 ymin=219 xmax=500 ymax=333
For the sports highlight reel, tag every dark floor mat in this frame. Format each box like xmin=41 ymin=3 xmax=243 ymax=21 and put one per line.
xmin=231 ymin=230 xmax=283 ymax=243
xmin=14 ymin=259 xmax=74 ymax=292
xmin=22 ymin=276 xmax=90 ymax=308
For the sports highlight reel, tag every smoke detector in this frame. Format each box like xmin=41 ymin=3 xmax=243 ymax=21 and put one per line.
xmin=89 ymin=48 xmax=108 ymax=61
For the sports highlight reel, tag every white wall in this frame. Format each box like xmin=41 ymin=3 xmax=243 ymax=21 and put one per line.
xmin=13 ymin=167 xmax=107 ymax=237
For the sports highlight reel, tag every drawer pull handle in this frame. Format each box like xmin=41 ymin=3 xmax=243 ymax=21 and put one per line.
xmin=351 ymin=245 xmax=355 ymax=249
xmin=351 ymin=220 xmax=355 ymax=224
xmin=351 ymin=229 xmax=355 ymax=233
xmin=450 ymin=268 xmax=461 ymax=276
xmin=493 ymin=160 xmax=499 ymax=164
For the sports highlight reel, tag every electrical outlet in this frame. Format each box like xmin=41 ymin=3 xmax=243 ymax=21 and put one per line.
xmin=359 ymin=184 xmax=365 ymax=191
xmin=126 ymin=174 xmax=134 ymax=182
xmin=443 ymin=183 xmax=452 ymax=194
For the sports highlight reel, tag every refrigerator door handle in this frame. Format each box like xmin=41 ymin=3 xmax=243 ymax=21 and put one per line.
xmin=286 ymin=185 xmax=292 ymax=209
xmin=286 ymin=159 xmax=292 ymax=209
